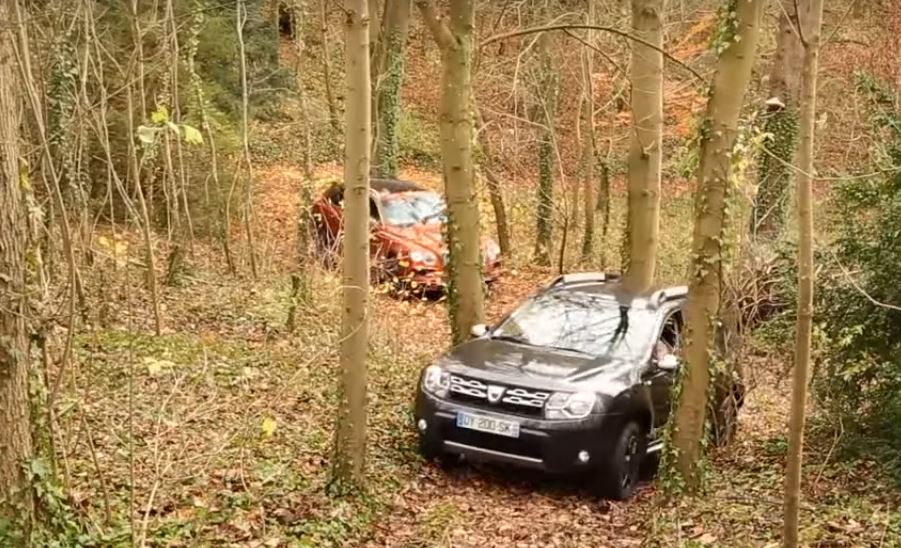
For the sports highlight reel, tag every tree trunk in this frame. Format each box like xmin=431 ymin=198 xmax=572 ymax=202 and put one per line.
xmin=533 ymin=28 xmax=557 ymax=267
xmin=321 ymin=0 xmax=343 ymax=154
xmin=579 ymin=0 xmax=598 ymax=263
xmin=474 ymin=105 xmax=512 ymax=256
xmin=237 ymin=0 xmax=259 ymax=279
xmin=783 ymin=0 xmax=824 ymax=544
xmin=622 ymin=0 xmax=663 ymax=292
xmin=292 ymin=0 xmax=316 ymax=306
xmin=671 ymin=0 xmax=766 ymax=491
xmin=373 ymin=0 xmax=411 ymax=177
xmin=416 ymin=0 xmax=485 ymax=345
xmin=751 ymin=0 xmax=804 ymax=239
xmin=330 ymin=0 xmax=370 ymax=490
xmin=0 ymin=0 xmax=34 ymax=521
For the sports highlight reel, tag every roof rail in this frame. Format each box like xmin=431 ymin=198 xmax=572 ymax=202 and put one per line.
xmin=648 ymin=285 xmax=688 ymax=308
xmin=548 ymin=271 xmax=620 ymax=288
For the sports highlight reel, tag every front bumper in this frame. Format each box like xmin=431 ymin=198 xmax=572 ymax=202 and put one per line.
xmin=401 ymin=259 xmax=503 ymax=290
xmin=415 ymin=390 xmax=612 ymax=474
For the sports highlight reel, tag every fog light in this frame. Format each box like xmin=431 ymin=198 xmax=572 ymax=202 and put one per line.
xmin=578 ymin=450 xmax=590 ymax=463
xmin=417 ymin=419 xmax=428 ymax=432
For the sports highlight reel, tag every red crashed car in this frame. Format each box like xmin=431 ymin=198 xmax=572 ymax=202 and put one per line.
xmin=311 ymin=178 xmax=502 ymax=290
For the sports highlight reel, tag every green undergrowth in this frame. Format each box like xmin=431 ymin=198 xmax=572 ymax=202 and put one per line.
xmin=58 ymin=271 xmax=428 ymax=546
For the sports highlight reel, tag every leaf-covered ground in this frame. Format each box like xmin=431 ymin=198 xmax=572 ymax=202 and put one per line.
xmin=58 ymin=167 xmax=899 ymax=547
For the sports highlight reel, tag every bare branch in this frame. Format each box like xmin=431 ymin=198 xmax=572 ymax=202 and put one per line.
xmin=481 ymin=23 xmax=707 ymax=84
xmin=414 ymin=0 xmax=452 ymax=49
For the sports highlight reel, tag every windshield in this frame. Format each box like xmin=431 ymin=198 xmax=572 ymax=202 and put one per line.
xmin=491 ymin=291 xmax=656 ymax=361
xmin=379 ymin=192 xmax=446 ymax=227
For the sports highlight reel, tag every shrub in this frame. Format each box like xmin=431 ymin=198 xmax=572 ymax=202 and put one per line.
xmin=814 ymin=73 xmax=901 ymax=483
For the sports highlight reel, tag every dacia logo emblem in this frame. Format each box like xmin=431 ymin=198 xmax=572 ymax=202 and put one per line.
xmin=487 ymin=385 xmax=505 ymax=403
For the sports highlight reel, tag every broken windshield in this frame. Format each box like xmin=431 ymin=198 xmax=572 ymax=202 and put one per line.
xmin=379 ymin=192 xmax=446 ymax=227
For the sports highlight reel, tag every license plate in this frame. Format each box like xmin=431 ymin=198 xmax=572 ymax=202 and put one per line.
xmin=456 ymin=411 xmax=520 ymax=438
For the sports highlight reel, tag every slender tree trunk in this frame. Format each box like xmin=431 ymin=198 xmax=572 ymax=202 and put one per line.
xmin=596 ymin=157 xmax=611 ymax=266
xmin=783 ymin=0 xmax=824 ymax=544
xmin=330 ymin=0 xmax=370 ymax=490
xmin=237 ymin=0 xmax=259 ymax=279
xmin=417 ymin=0 xmax=485 ymax=345
xmin=321 ymin=0 xmax=343 ymax=152
xmin=474 ymin=106 xmax=512 ymax=256
xmin=291 ymin=0 xmax=316 ymax=306
xmin=579 ymin=0 xmax=598 ymax=262
xmin=533 ymin=28 xmax=557 ymax=267
xmin=373 ymin=0 xmax=411 ymax=177
xmin=752 ymin=0 xmax=804 ymax=239
xmin=0 ymin=0 xmax=34 ymax=521
xmin=671 ymin=0 xmax=766 ymax=491
xmin=622 ymin=0 xmax=663 ymax=292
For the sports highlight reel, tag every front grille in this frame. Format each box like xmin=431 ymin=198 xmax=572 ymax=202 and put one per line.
xmin=448 ymin=374 xmax=550 ymax=417
xmin=443 ymin=424 xmax=543 ymax=459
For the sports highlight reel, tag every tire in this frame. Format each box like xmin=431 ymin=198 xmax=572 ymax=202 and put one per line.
xmin=592 ymin=420 xmax=647 ymax=500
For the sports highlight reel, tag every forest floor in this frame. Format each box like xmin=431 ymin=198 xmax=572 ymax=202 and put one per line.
xmin=62 ymin=165 xmax=900 ymax=547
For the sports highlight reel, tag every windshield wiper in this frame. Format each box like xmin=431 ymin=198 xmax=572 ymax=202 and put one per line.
xmin=491 ymin=333 xmax=532 ymax=346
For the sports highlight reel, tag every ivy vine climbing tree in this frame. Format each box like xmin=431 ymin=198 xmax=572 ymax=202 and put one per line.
xmin=670 ymin=0 xmax=767 ymax=493
xmin=751 ymin=0 xmax=805 ymax=239
xmin=0 ymin=0 xmax=35 ymax=529
xmin=373 ymin=0 xmax=412 ymax=178
xmin=416 ymin=0 xmax=485 ymax=345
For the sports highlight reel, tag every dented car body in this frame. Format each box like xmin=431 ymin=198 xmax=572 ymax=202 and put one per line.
xmin=311 ymin=179 xmax=502 ymax=290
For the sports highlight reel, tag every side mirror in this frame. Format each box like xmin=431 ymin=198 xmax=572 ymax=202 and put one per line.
xmin=658 ymin=354 xmax=679 ymax=372
xmin=470 ymin=324 xmax=488 ymax=338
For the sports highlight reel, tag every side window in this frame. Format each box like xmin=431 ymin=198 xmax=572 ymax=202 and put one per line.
xmin=327 ymin=185 xmax=344 ymax=206
xmin=655 ymin=310 xmax=684 ymax=360
xmin=369 ymin=197 xmax=380 ymax=221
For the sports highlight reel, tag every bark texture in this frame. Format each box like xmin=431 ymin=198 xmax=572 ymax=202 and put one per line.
xmin=0 ymin=0 xmax=34 ymax=519
xmin=475 ymin=106 xmax=512 ymax=256
xmin=783 ymin=0 xmax=824 ymax=544
xmin=579 ymin=0 xmax=598 ymax=262
xmin=417 ymin=0 xmax=485 ymax=345
xmin=331 ymin=0 xmax=370 ymax=489
xmin=752 ymin=0 xmax=804 ymax=238
xmin=671 ymin=0 xmax=766 ymax=491
xmin=373 ymin=0 xmax=411 ymax=177
xmin=623 ymin=0 xmax=663 ymax=292
xmin=532 ymin=28 xmax=557 ymax=267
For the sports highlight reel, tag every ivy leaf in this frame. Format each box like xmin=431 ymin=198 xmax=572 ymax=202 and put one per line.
xmin=151 ymin=105 xmax=169 ymax=124
xmin=182 ymin=124 xmax=203 ymax=145
xmin=261 ymin=417 xmax=277 ymax=438
xmin=137 ymin=125 xmax=157 ymax=145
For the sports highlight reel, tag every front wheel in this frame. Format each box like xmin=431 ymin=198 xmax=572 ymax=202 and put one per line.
xmin=418 ymin=435 xmax=460 ymax=469
xmin=592 ymin=420 xmax=647 ymax=500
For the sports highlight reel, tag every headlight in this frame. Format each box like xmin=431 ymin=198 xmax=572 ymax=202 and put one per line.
xmin=409 ymin=250 xmax=437 ymax=266
xmin=545 ymin=391 xmax=597 ymax=419
xmin=422 ymin=365 xmax=450 ymax=397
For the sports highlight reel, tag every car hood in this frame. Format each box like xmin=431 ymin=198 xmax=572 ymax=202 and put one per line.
xmin=382 ymin=223 xmax=444 ymax=255
xmin=380 ymin=224 xmax=497 ymax=258
xmin=436 ymin=337 xmax=638 ymax=397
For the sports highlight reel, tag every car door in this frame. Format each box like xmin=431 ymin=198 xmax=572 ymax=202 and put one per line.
xmin=368 ymin=195 xmax=387 ymax=263
xmin=647 ymin=308 xmax=684 ymax=429
xmin=315 ymin=185 xmax=344 ymax=247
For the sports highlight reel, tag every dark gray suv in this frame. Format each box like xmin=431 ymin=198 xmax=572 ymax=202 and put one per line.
xmin=413 ymin=272 xmax=743 ymax=499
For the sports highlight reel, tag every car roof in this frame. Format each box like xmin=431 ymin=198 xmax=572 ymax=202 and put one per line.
xmin=371 ymin=178 xmax=426 ymax=193
xmin=544 ymin=273 xmax=687 ymax=310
